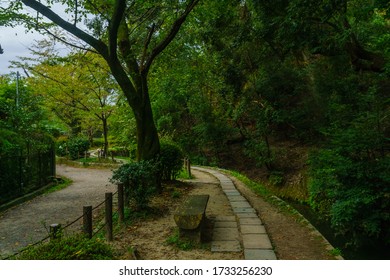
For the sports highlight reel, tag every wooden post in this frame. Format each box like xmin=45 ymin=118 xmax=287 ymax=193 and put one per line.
xmin=105 ymin=192 xmax=113 ymax=241
xmin=124 ymin=182 xmax=129 ymax=207
xmin=118 ymin=184 xmax=125 ymax=224
xmin=187 ymin=158 xmax=191 ymax=178
xmin=83 ymin=206 xmax=93 ymax=239
xmin=50 ymin=224 xmax=61 ymax=241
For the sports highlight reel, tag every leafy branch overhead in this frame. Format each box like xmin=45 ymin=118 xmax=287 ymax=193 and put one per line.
xmin=12 ymin=0 xmax=200 ymax=161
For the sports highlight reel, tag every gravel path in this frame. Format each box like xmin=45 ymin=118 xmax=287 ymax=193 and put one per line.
xmin=0 ymin=165 xmax=115 ymax=258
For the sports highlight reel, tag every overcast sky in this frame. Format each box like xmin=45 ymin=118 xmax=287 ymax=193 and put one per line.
xmin=0 ymin=3 xmax=79 ymax=76
xmin=0 ymin=25 xmax=43 ymax=75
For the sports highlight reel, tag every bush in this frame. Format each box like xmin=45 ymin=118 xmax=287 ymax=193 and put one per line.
xmin=0 ymin=129 xmax=24 ymax=155
xmin=16 ymin=234 xmax=114 ymax=260
xmin=109 ymin=146 xmax=130 ymax=158
xmin=68 ymin=136 xmax=90 ymax=160
xmin=159 ymin=141 xmax=184 ymax=181
xmin=55 ymin=137 xmax=68 ymax=157
xmin=111 ymin=160 xmax=159 ymax=210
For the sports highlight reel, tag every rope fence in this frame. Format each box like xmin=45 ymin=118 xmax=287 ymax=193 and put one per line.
xmin=3 ymin=184 xmax=124 ymax=260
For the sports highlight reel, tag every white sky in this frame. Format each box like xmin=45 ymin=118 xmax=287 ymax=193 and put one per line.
xmin=0 ymin=2 xmax=82 ymax=76
xmin=0 ymin=25 xmax=43 ymax=75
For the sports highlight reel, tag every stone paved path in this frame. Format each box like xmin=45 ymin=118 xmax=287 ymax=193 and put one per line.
xmin=193 ymin=167 xmax=277 ymax=260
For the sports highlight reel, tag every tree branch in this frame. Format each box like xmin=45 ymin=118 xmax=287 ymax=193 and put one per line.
xmin=143 ymin=0 xmax=200 ymax=74
xmin=21 ymin=0 xmax=108 ymax=57
xmin=141 ymin=23 xmax=156 ymax=67
xmin=108 ymin=0 xmax=126 ymax=59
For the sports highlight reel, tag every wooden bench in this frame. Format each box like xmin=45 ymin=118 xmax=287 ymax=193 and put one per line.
xmin=174 ymin=194 xmax=209 ymax=242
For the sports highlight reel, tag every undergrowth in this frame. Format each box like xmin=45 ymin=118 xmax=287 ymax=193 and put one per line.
xmin=14 ymin=234 xmax=114 ymax=260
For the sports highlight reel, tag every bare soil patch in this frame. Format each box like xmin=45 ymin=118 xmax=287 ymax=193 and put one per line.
xmin=113 ymin=169 xmax=243 ymax=260
xmin=113 ymin=169 xmax=336 ymax=260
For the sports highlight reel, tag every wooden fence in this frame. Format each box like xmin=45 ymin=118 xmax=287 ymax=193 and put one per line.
xmin=0 ymin=148 xmax=56 ymax=205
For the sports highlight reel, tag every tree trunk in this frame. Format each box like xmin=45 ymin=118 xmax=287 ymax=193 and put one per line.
xmin=133 ymin=77 xmax=160 ymax=161
xmin=102 ymin=117 xmax=109 ymax=158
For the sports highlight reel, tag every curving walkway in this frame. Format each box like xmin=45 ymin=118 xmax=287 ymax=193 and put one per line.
xmin=0 ymin=165 xmax=116 ymax=258
xmin=193 ymin=167 xmax=277 ymax=260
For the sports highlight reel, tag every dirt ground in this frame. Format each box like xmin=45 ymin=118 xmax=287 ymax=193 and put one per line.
xmin=0 ymin=165 xmax=336 ymax=260
xmin=113 ymin=169 xmax=243 ymax=260
xmin=113 ymin=169 xmax=336 ymax=260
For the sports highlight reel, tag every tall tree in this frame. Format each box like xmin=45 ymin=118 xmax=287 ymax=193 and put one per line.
xmin=7 ymin=0 xmax=199 ymax=160
xmin=29 ymin=52 xmax=119 ymax=156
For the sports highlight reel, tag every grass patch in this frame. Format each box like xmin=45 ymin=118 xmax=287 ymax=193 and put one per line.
xmin=14 ymin=234 xmax=114 ymax=260
xmin=44 ymin=176 xmax=72 ymax=194
xmin=165 ymin=229 xmax=194 ymax=251
xmin=329 ymin=247 xmax=343 ymax=257
xmin=224 ymin=169 xmax=271 ymax=198
xmin=177 ymin=169 xmax=193 ymax=180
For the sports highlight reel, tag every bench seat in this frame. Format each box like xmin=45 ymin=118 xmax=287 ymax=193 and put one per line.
xmin=174 ymin=194 xmax=209 ymax=242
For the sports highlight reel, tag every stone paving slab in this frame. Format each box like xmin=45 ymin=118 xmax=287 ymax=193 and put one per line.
xmin=223 ymin=189 xmax=241 ymax=195
xmin=232 ymin=207 xmax=256 ymax=214
xmin=238 ymin=217 xmax=263 ymax=224
xmin=211 ymin=240 xmax=242 ymax=252
xmin=240 ymin=225 xmax=266 ymax=234
xmin=213 ymin=228 xmax=239 ymax=241
xmin=224 ymin=191 xmax=242 ymax=196
xmin=244 ymin=249 xmax=277 ymax=260
xmin=214 ymin=216 xmax=236 ymax=222
xmin=242 ymin=234 xmax=273 ymax=249
xmin=214 ymin=221 xmax=237 ymax=228
xmin=230 ymin=201 xmax=252 ymax=208
xmin=226 ymin=196 xmax=247 ymax=202
xmin=236 ymin=213 xmax=259 ymax=219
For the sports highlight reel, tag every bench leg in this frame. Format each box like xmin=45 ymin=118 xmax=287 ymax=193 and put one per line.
xmin=178 ymin=217 xmax=210 ymax=244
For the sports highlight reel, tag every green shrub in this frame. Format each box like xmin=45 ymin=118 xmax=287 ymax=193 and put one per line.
xmin=111 ymin=160 xmax=159 ymax=210
xmin=55 ymin=138 xmax=68 ymax=157
xmin=66 ymin=136 xmax=90 ymax=160
xmin=244 ymin=138 xmax=274 ymax=170
xmin=0 ymin=129 xmax=24 ymax=155
xmin=92 ymin=137 xmax=105 ymax=148
xmin=16 ymin=235 xmax=114 ymax=260
xmin=109 ymin=146 xmax=130 ymax=157
xmin=159 ymin=141 xmax=184 ymax=181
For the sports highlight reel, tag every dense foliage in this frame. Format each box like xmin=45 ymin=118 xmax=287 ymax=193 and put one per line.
xmin=0 ymin=76 xmax=55 ymax=203
xmin=57 ymin=136 xmax=90 ymax=160
xmin=148 ymin=0 xmax=390 ymax=252
xmin=111 ymin=160 xmax=159 ymax=210
xmin=159 ymin=141 xmax=184 ymax=181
